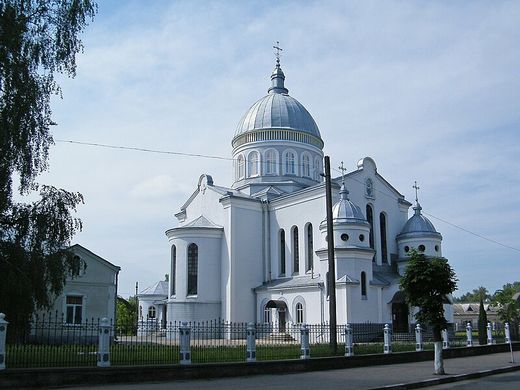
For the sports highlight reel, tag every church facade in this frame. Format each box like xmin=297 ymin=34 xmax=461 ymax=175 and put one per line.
xmin=163 ymin=57 xmax=453 ymax=331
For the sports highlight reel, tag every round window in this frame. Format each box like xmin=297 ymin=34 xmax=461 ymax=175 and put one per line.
xmin=341 ymin=233 xmax=349 ymax=242
xmin=404 ymin=246 xmax=410 ymax=253
xmin=418 ymin=244 xmax=425 ymax=252
xmin=359 ymin=234 xmax=365 ymax=242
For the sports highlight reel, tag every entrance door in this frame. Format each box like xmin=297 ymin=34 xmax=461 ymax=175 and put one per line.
xmin=278 ymin=309 xmax=286 ymax=332
xmin=392 ymin=303 xmax=409 ymax=333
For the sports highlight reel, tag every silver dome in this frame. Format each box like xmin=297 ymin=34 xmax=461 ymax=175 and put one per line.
xmin=234 ymin=64 xmax=321 ymax=138
xmin=332 ymin=184 xmax=366 ymax=222
xmin=400 ymin=203 xmax=439 ymax=234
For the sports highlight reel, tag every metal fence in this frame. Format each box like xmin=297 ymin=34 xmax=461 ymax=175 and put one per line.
xmin=1 ymin=313 xmax=516 ymax=369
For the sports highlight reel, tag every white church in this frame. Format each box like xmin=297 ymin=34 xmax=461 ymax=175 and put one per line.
xmin=140 ymin=54 xmax=453 ymax=333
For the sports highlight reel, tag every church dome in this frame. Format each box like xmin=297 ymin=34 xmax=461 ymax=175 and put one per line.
xmin=332 ymin=183 xmax=366 ymax=222
xmin=400 ymin=202 xmax=438 ymax=235
xmin=232 ymin=62 xmax=323 ymax=150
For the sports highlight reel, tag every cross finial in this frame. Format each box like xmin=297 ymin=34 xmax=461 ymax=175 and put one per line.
xmin=338 ymin=161 xmax=347 ymax=184
xmin=273 ymin=41 xmax=283 ymax=65
xmin=413 ymin=181 xmax=420 ymax=203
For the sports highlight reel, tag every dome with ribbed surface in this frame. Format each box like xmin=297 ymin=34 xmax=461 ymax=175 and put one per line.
xmin=400 ymin=203 xmax=438 ymax=234
xmin=234 ymin=64 xmax=321 ymax=138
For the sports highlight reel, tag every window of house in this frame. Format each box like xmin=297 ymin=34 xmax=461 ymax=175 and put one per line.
xmin=70 ymin=255 xmax=84 ymax=277
xmin=302 ymin=154 xmax=310 ymax=177
xmin=361 ymin=272 xmax=367 ymax=298
xmin=237 ymin=154 xmax=245 ymax=180
xmin=171 ymin=245 xmax=176 ymax=296
xmin=248 ymin=151 xmax=259 ymax=177
xmin=264 ymin=306 xmax=271 ymax=323
xmin=314 ymin=158 xmax=321 ymax=181
xmin=280 ymin=229 xmax=286 ymax=276
xmin=292 ymin=226 xmax=299 ymax=274
xmin=148 ymin=306 xmax=156 ymax=318
xmin=187 ymin=243 xmax=198 ymax=295
xmin=366 ymin=204 xmax=375 ymax=261
xmin=380 ymin=213 xmax=388 ymax=263
xmin=306 ymin=223 xmax=313 ymax=272
xmin=296 ymin=302 xmax=304 ymax=324
xmin=265 ymin=150 xmax=277 ymax=175
xmin=285 ymin=151 xmax=295 ymax=175
xmin=418 ymin=244 xmax=425 ymax=252
xmin=65 ymin=295 xmax=83 ymax=324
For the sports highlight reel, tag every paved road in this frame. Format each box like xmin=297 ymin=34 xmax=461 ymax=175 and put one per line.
xmin=428 ymin=370 xmax=520 ymax=389
xmin=61 ymin=352 xmax=520 ymax=390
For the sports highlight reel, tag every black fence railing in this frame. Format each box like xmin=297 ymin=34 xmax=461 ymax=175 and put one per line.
xmin=3 ymin=315 xmax=517 ymax=369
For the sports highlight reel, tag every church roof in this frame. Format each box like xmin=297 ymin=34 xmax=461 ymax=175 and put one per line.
xmin=183 ymin=215 xmax=222 ymax=229
xmin=254 ymin=275 xmax=322 ymax=291
xmin=139 ymin=280 xmax=168 ymax=296
xmin=399 ymin=202 xmax=441 ymax=238
xmin=234 ymin=63 xmax=321 ymax=139
xmin=332 ymin=182 xmax=366 ymax=222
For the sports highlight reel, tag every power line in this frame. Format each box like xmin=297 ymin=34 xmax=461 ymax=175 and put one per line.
xmin=57 ymin=139 xmax=519 ymax=254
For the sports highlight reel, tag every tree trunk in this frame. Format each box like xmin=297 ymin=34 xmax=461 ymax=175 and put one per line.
xmin=434 ymin=341 xmax=444 ymax=374
xmin=433 ymin=326 xmax=445 ymax=375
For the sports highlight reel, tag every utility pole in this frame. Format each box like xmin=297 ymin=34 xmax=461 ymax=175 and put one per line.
xmin=324 ymin=156 xmax=337 ymax=353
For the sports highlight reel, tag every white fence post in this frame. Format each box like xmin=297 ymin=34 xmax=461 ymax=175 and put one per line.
xmin=487 ymin=322 xmax=494 ymax=345
xmin=300 ymin=324 xmax=310 ymax=359
xmin=505 ymin=322 xmax=511 ymax=344
xmin=179 ymin=321 xmax=191 ymax=365
xmin=0 ymin=313 xmax=7 ymax=370
xmin=415 ymin=323 xmax=423 ymax=352
xmin=97 ymin=318 xmax=111 ymax=367
xmin=442 ymin=329 xmax=449 ymax=349
xmin=246 ymin=322 xmax=256 ymax=362
xmin=384 ymin=324 xmax=392 ymax=354
xmin=344 ymin=323 xmax=353 ymax=357
xmin=466 ymin=323 xmax=473 ymax=347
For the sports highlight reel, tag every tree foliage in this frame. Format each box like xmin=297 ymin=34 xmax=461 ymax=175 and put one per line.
xmin=400 ymin=250 xmax=458 ymax=340
xmin=117 ymin=296 xmax=137 ymax=334
xmin=453 ymin=286 xmax=491 ymax=303
xmin=0 ymin=0 xmax=96 ymax=320
xmin=477 ymin=298 xmax=488 ymax=345
xmin=492 ymin=282 xmax=520 ymax=340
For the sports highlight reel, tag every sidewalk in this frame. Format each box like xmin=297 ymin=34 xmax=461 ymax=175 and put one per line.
xmin=60 ymin=351 xmax=520 ymax=389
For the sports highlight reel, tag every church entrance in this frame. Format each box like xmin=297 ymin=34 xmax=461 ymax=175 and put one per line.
xmin=389 ymin=291 xmax=409 ymax=333
xmin=265 ymin=299 xmax=288 ymax=333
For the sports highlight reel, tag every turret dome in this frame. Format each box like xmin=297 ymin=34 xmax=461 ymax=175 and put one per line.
xmin=400 ymin=202 xmax=439 ymax=236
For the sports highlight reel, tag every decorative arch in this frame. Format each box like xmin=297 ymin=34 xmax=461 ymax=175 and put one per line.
xmin=283 ymin=149 xmax=298 ymax=175
xmin=236 ymin=154 xmax=245 ymax=180
xmin=247 ymin=150 xmax=260 ymax=177
xmin=264 ymin=149 xmax=278 ymax=175
xmin=301 ymin=153 xmax=311 ymax=178
xmin=293 ymin=296 xmax=306 ymax=324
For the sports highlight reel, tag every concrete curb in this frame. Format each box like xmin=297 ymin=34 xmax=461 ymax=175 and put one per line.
xmin=372 ymin=363 xmax=520 ymax=389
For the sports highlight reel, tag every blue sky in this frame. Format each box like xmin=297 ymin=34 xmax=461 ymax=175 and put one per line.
xmin=38 ymin=0 xmax=520 ymax=298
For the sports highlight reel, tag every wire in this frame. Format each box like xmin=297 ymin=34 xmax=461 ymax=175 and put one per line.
xmin=56 ymin=139 xmax=519 ymax=254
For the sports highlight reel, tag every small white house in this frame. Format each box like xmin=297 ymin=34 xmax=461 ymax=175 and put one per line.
xmin=136 ymin=280 xmax=168 ymax=335
xmin=38 ymin=244 xmax=121 ymax=324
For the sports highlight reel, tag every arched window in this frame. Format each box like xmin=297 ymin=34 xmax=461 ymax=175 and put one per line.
xmin=292 ymin=226 xmax=299 ymax=274
xmin=264 ymin=306 xmax=271 ymax=323
xmin=248 ymin=151 xmax=259 ymax=177
xmin=171 ymin=245 xmax=176 ymax=296
xmin=366 ymin=205 xmax=375 ymax=261
xmin=361 ymin=272 xmax=367 ymax=298
xmin=237 ymin=154 xmax=245 ymax=180
xmin=380 ymin=213 xmax=388 ymax=263
xmin=285 ymin=151 xmax=296 ymax=175
xmin=265 ymin=150 xmax=277 ymax=175
xmin=187 ymin=243 xmax=198 ymax=295
xmin=279 ymin=229 xmax=286 ymax=276
xmin=296 ymin=302 xmax=304 ymax=324
xmin=314 ymin=157 xmax=322 ymax=181
xmin=302 ymin=154 xmax=310 ymax=177
xmin=306 ymin=223 xmax=313 ymax=272
xmin=148 ymin=306 xmax=156 ymax=318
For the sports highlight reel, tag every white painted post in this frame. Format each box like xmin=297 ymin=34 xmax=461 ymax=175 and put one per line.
xmin=384 ymin=324 xmax=392 ymax=354
xmin=415 ymin=323 xmax=423 ymax=352
xmin=246 ymin=322 xmax=256 ymax=362
xmin=505 ymin=322 xmax=511 ymax=344
xmin=0 ymin=313 xmax=7 ymax=370
xmin=442 ymin=329 xmax=449 ymax=349
xmin=344 ymin=323 xmax=354 ymax=357
xmin=466 ymin=323 xmax=473 ymax=347
xmin=300 ymin=324 xmax=310 ymax=359
xmin=97 ymin=318 xmax=111 ymax=367
xmin=179 ymin=321 xmax=191 ymax=365
xmin=487 ymin=322 xmax=494 ymax=345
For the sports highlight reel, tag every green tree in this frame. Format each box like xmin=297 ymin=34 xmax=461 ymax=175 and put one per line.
xmin=453 ymin=286 xmax=490 ymax=303
xmin=492 ymin=282 xmax=520 ymax=340
xmin=117 ymin=296 xmax=137 ymax=335
xmin=400 ymin=250 xmax=457 ymax=375
xmin=0 ymin=0 xmax=97 ymax=320
xmin=477 ymin=298 xmax=488 ymax=345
